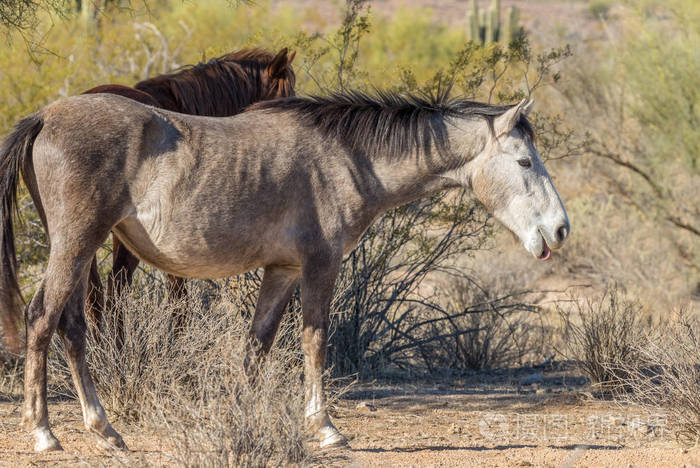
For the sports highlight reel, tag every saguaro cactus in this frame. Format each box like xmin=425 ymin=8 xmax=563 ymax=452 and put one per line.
xmin=503 ymin=6 xmax=521 ymax=44
xmin=466 ymin=0 xmax=524 ymax=45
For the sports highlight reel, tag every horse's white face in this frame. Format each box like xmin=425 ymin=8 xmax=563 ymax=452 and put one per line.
xmin=468 ymin=100 xmax=570 ymax=260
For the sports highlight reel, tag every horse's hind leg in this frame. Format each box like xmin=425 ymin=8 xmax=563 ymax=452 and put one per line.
xmin=106 ymin=235 xmax=140 ymax=304
xmin=22 ymin=281 xmax=62 ymax=451
xmin=110 ymin=238 xmax=189 ymax=331
xmin=57 ymin=273 xmax=126 ymax=449
xmin=23 ymin=237 xmax=123 ymax=452
xmin=23 ymin=248 xmax=94 ymax=451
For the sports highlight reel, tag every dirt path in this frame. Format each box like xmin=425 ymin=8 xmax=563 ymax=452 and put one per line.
xmin=1 ymin=365 xmax=698 ymax=467
xmin=331 ymin=381 xmax=697 ymax=467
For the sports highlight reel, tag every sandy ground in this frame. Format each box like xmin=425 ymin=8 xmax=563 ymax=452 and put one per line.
xmin=331 ymin=382 xmax=699 ymax=467
xmin=1 ymin=364 xmax=698 ymax=467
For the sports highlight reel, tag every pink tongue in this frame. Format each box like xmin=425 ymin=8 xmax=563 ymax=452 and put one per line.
xmin=539 ymin=243 xmax=552 ymax=261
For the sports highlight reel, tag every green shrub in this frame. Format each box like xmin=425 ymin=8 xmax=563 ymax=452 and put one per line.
xmin=588 ymin=0 xmax=612 ymax=20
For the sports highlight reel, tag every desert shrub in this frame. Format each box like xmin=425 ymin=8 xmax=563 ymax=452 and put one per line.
xmin=325 ymin=194 xmax=546 ymax=375
xmin=326 ymin=192 xmax=491 ymax=377
xmin=557 ymin=288 xmax=648 ymax=392
xmin=606 ymin=313 xmax=700 ymax=446
xmin=416 ymin=284 xmax=544 ymax=371
xmin=49 ymin=282 xmax=309 ymax=466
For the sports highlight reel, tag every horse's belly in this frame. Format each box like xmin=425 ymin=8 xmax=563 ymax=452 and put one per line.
xmin=113 ymin=207 xmax=298 ymax=279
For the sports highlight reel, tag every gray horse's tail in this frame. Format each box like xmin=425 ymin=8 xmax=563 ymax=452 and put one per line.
xmin=0 ymin=113 xmax=44 ymax=354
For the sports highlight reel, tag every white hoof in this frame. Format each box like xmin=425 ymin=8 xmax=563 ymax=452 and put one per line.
xmin=33 ymin=427 xmax=62 ymax=452
xmin=318 ymin=425 xmax=349 ymax=448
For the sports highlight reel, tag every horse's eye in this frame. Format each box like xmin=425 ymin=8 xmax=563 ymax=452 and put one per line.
xmin=518 ymin=159 xmax=532 ymax=168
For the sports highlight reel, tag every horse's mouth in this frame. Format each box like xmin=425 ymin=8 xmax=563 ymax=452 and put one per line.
xmin=539 ymin=239 xmax=552 ymax=261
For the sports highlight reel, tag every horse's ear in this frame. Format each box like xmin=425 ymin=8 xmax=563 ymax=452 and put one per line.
xmin=268 ymin=48 xmax=289 ymax=78
xmin=287 ymin=50 xmax=296 ymax=66
xmin=494 ymin=98 xmax=530 ymax=136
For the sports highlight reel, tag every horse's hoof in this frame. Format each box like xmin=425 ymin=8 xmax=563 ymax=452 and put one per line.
xmin=33 ymin=428 xmax=63 ymax=452
xmin=97 ymin=437 xmax=129 ymax=451
xmin=97 ymin=436 xmax=128 ymax=451
xmin=318 ymin=427 xmax=349 ymax=449
xmin=94 ymin=431 xmax=129 ymax=451
xmin=91 ymin=423 xmax=128 ymax=451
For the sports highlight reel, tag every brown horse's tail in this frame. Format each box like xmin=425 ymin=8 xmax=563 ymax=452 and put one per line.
xmin=0 ymin=113 xmax=44 ymax=354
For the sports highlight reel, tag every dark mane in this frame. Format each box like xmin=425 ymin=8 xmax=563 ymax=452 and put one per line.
xmin=251 ymin=90 xmax=534 ymax=159
xmin=134 ymin=48 xmax=295 ymax=116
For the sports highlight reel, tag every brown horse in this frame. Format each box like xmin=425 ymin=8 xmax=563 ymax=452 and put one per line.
xmin=0 ymin=90 xmax=569 ymax=451
xmin=78 ymin=48 xmax=296 ymax=335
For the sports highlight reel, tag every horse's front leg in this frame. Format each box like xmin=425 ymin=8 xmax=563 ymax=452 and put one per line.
xmin=250 ymin=265 xmax=300 ymax=353
xmin=300 ymin=253 xmax=347 ymax=448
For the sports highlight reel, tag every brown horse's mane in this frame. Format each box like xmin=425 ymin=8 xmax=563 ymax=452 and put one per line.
xmin=134 ymin=48 xmax=296 ymax=116
xmin=252 ymin=88 xmax=533 ymax=159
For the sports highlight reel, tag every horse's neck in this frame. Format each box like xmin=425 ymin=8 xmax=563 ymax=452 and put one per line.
xmin=367 ymin=119 xmax=485 ymax=210
xmin=366 ymin=151 xmax=462 ymax=212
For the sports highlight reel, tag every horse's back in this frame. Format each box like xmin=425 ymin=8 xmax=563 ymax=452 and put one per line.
xmin=82 ymin=84 xmax=159 ymax=107
xmin=38 ymin=93 xmax=176 ymax=163
xmin=40 ymin=93 xmax=157 ymax=139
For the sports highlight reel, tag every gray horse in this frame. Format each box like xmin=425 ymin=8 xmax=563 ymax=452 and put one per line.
xmin=0 ymin=89 xmax=569 ymax=451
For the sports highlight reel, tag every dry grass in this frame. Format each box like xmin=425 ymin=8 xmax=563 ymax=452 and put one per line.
xmin=556 ymin=288 xmax=649 ymax=393
xmin=44 ymin=283 xmax=311 ymax=467
xmin=606 ymin=312 xmax=700 ymax=447
xmin=555 ymin=287 xmax=700 ymax=446
xmin=0 ymin=344 xmax=21 ymax=398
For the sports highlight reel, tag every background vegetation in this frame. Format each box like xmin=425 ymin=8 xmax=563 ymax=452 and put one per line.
xmin=0 ymin=0 xmax=698 ymax=461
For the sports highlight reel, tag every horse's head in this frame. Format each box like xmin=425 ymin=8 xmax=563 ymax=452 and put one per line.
xmin=261 ymin=48 xmax=297 ymax=99
xmin=467 ymin=99 xmax=570 ymax=260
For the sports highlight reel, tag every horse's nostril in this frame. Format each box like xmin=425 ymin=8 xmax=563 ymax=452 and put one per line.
xmin=556 ymin=224 xmax=569 ymax=243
